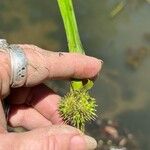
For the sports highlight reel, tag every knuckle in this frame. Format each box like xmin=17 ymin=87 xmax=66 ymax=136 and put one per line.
xmin=30 ymin=44 xmax=39 ymax=49
xmin=20 ymin=44 xmax=41 ymax=52
xmin=29 ymin=44 xmax=42 ymax=52
xmin=0 ymin=52 xmax=11 ymax=97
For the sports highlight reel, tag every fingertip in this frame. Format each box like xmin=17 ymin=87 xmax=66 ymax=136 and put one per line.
xmin=83 ymin=56 xmax=103 ymax=79
xmin=83 ymin=135 xmax=97 ymax=150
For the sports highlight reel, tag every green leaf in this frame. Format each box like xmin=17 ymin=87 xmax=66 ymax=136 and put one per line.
xmin=83 ymin=80 xmax=94 ymax=90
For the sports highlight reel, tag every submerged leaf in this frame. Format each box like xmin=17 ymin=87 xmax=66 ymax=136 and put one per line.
xmin=110 ymin=0 xmax=126 ymax=18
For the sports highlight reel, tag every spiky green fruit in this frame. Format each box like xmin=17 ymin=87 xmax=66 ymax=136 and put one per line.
xmin=59 ymin=80 xmax=97 ymax=132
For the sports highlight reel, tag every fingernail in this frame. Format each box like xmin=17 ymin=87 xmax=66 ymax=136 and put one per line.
xmin=83 ymin=135 xmax=97 ymax=150
xmin=99 ymin=59 xmax=104 ymax=65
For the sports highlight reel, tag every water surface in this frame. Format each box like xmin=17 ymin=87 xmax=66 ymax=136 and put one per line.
xmin=0 ymin=0 xmax=150 ymax=149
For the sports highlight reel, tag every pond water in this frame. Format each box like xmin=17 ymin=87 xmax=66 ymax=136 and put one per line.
xmin=0 ymin=0 xmax=150 ymax=149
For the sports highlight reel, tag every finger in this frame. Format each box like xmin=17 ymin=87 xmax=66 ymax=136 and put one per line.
xmin=19 ymin=44 xmax=102 ymax=86
xmin=7 ymin=84 xmax=62 ymax=124
xmin=0 ymin=100 xmax=7 ymax=133
xmin=0 ymin=51 xmax=11 ymax=98
xmin=8 ymin=105 xmax=52 ymax=130
xmin=0 ymin=125 xmax=97 ymax=150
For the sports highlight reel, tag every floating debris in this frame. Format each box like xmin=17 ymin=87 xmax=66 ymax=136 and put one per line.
xmin=110 ymin=0 xmax=126 ymax=18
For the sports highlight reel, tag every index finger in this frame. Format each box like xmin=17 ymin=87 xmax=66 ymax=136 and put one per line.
xmin=19 ymin=44 xmax=102 ymax=86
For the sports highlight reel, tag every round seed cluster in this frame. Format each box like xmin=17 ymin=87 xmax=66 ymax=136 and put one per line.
xmin=59 ymin=88 xmax=97 ymax=132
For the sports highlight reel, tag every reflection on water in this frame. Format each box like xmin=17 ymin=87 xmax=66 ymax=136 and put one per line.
xmin=0 ymin=0 xmax=150 ymax=149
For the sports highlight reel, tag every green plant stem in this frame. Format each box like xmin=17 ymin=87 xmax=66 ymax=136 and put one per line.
xmin=57 ymin=0 xmax=84 ymax=53
xmin=57 ymin=0 xmax=85 ymax=90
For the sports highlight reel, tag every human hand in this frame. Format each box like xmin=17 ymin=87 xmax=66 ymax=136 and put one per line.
xmin=0 ymin=44 xmax=102 ymax=150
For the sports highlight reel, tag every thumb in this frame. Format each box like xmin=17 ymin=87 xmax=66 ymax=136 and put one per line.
xmin=0 ymin=125 xmax=97 ymax=150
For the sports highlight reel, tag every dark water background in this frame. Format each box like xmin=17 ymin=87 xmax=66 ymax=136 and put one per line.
xmin=0 ymin=0 xmax=150 ymax=149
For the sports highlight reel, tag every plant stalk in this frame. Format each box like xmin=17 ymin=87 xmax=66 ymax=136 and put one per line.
xmin=57 ymin=0 xmax=85 ymax=90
